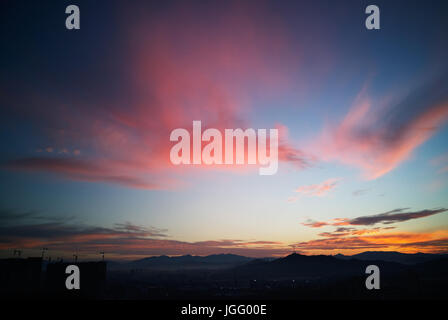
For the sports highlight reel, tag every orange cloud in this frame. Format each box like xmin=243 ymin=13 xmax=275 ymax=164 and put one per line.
xmin=299 ymin=207 xmax=448 ymax=254
xmin=317 ymin=226 xmax=394 ymax=238
xmin=294 ymin=231 xmax=448 ymax=255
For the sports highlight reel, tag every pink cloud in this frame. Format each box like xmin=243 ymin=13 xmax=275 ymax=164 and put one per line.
xmin=1 ymin=2 xmax=311 ymax=189
xmin=317 ymin=78 xmax=448 ymax=179
xmin=431 ymin=153 xmax=448 ymax=174
xmin=294 ymin=178 xmax=339 ymax=197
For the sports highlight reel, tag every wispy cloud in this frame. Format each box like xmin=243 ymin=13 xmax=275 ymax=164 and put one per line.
xmin=3 ymin=157 xmax=165 ymax=190
xmin=353 ymin=188 xmax=369 ymax=197
xmin=276 ymin=124 xmax=317 ymax=170
xmin=431 ymin=152 xmax=448 ymax=174
xmin=293 ymin=178 xmax=339 ymax=198
xmin=0 ymin=209 xmax=288 ymax=259
xmin=299 ymin=207 xmax=448 ymax=254
xmin=0 ymin=2 xmax=315 ymax=190
xmin=317 ymin=73 xmax=448 ymax=179
xmin=317 ymin=226 xmax=395 ymax=238
xmin=294 ymin=232 xmax=448 ymax=254
xmin=302 ymin=207 xmax=447 ymax=228
xmin=348 ymin=208 xmax=447 ymax=226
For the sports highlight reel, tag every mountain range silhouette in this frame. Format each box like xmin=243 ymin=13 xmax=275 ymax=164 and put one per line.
xmin=109 ymin=251 xmax=448 ymax=279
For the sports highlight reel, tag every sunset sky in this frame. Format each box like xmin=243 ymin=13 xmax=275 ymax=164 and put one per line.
xmin=1 ymin=0 xmax=447 ymax=260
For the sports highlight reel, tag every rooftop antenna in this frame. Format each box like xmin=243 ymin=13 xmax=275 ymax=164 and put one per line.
xmin=99 ymin=251 xmax=105 ymax=261
xmin=41 ymin=247 xmax=48 ymax=258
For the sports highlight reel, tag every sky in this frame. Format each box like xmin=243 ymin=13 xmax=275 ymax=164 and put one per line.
xmin=0 ymin=0 xmax=447 ymax=260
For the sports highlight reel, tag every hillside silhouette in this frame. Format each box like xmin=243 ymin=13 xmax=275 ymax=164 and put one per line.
xmin=334 ymin=251 xmax=447 ymax=265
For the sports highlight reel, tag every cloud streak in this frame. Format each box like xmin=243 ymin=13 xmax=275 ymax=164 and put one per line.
xmin=3 ymin=157 xmax=165 ymax=190
xmin=349 ymin=208 xmax=447 ymax=226
xmin=294 ymin=232 xmax=448 ymax=254
xmin=317 ymin=73 xmax=448 ymax=179
xmin=0 ymin=210 xmax=289 ymax=259
xmin=302 ymin=208 xmax=447 ymax=228
xmin=298 ymin=207 xmax=448 ymax=254
xmin=290 ymin=178 xmax=339 ymax=201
